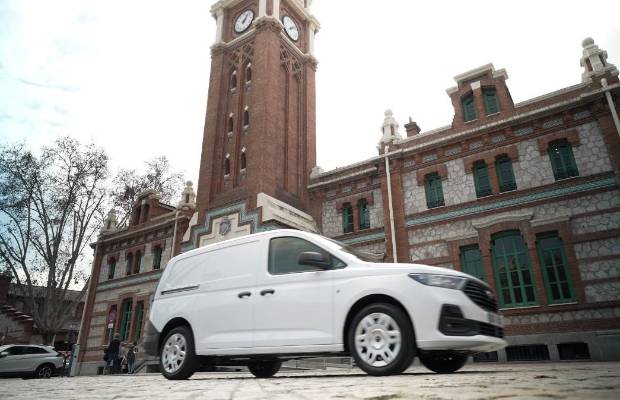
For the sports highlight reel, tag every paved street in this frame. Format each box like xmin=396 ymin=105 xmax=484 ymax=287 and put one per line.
xmin=0 ymin=362 xmax=619 ymax=400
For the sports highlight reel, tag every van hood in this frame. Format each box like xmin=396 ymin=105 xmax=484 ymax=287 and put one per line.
xmin=355 ymin=262 xmax=485 ymax=285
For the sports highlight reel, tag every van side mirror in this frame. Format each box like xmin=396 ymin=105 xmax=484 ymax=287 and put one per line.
xmin=298 ymin=252 xmax=332 ymax=269
xmin=0 ymin=351 xmax=8 ymax=358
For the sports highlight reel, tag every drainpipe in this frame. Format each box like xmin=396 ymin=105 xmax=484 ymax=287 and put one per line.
xmin=383 ymin=145 xmax=398 ymax=263
xmin=601 ymin=78 xmax=620 ymax=139
xmin=171 ymin=210 xmax=180 ymax=257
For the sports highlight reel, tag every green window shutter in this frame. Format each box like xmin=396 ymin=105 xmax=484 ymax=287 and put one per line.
xmin=108 ymin=260 xmax=116 ymax=280
xmin=425 ymin=173 xmax=445 ymax=209
xmin=460 ymin=245 xmax=486 ymax=281
xmin=549 ymin=140 xmax=579 ymax=181
xmin=462 ymin=94 xmax=477 ymax=122
xmin=133 ymin=302 xmax=145 ymax=342
xmin=483 ymin=88 xmax=500 ymax=115
xmin=495 ymin=156 xmax=517 ymax=192
xmin=491 ymin=231 xmax=538 ymax=308
xmin=536 ymin=233 xmax=575 ymax=304
xmin=135 ymin=252 xmax=142 ymax=274
xmin=119 ymin=300 xmax=133 ymax=342
xmin=473 ymin=161 xmax=492 ymax=198
xmin=358 ymin=200 xmax=370 ymax=230
xmin=342 ymin=204 xmax=354 ymax=233
xmin=153 ymin=246 xmax=162 ymax=270
xmin=125 ymin=254 xmax=133 ymax=276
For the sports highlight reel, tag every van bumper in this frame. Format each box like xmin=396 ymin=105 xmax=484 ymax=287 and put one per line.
xmin=143 ymin=320 xmax=160 ymax=358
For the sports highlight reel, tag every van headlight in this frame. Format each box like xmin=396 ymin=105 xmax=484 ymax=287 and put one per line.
xmin=409 ymin=273 xmax=466 ymax=290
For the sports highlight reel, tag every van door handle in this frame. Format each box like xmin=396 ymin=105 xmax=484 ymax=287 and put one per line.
xmin=260 ymin=289 xmax=275 ymax=296
xmin=238 ymin=291 xmax=252 ymax=299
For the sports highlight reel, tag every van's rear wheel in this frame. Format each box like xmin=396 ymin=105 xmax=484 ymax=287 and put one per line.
xmin=348 ymin=303 xmax=415 ymax=376
xmin=160 ymin=326 xmax=198 ymax=380
xmin=419 ymin=352 xmax=468 ymax=373
xmin=248 ymin=359 xmax=282 ymax=378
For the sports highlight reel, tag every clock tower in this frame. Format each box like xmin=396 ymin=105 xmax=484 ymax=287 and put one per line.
xmin=184 ymin=0 xmax=320 ymax=250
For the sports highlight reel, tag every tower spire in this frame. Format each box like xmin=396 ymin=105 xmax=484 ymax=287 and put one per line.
xmin=580 ymin=37 xmax=618 ymax=83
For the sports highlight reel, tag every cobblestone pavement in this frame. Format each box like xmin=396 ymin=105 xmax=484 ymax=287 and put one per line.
xmin=0 ymin=362 xmax=619 ymax=400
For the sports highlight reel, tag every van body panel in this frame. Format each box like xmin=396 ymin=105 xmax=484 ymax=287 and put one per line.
xmin=148 ymin=229 xmax=507 ymax=361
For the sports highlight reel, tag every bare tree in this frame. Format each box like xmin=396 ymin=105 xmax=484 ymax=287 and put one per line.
xmin=110 ymin=156 xmax=184 ymax=227
xmin=0 ymin=137 xmax=109 ymax=344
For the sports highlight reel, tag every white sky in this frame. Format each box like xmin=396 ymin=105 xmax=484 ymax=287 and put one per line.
xmin=1 ymin=0 xmax=619 ymax=187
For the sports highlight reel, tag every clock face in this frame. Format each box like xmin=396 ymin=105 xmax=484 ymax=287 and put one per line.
xmin=234 ymin=10 xmax=254 ymax=33
xmin=282 ymin=16 xmax=299 ymax=41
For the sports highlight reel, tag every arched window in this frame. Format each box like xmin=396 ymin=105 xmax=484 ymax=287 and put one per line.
xmin=240 ymin=151 xmax=247 ymax=171
xmin=495 ymin=155 xmax=517 ymax=192
xmin=230 ymin=70 xmax=237 ymax=91
xmin=245 ymin=63 xmax=252 ymax=83
xmin=142 ymin=204 xmax=150 ymax=223
xmin=549 ymin=139 xmax=579 ymax=180
xmin=342 ymin=203 xmax=354 ymax=234
xmin=153 ymin=246 xmax=163 ymax=270
xmin=358 ymin=199 xmax=370 ymax=230
xmin=491 ymin=231 xmax=537 ymax=308
xmin=133 ymin=206 xmax=141 ymax=226
xmin=483 ymin=88 xmax=500 ymax=115
xmin=107 ymin=258 xmax=117 ymax=281
xmin=424 ymin=173 xmax=445 ymax=209
xmin=224 ymin=156 xmax=231 ymax=176
xmin=125 ymin=253 xmax=133 ymax=276
xmin=462 ymin=93 xmax=477 ymax=122
xmin=473 ymin=160 xmax=492 ymax=198
xmin=228 ymin=115 xmax=234 ymax=133
xmin=134 ymin=251 xmax=142 ymax=274
xmin=243 ymin=109 xmax=250 ymax=127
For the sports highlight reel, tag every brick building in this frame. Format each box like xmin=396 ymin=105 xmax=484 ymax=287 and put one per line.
xmin=77 ymin=0 xmax=620 ymax=372
xmin=76 ymin=186 xmax=196 ymax=375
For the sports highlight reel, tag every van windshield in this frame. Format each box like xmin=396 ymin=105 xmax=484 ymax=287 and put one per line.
xmin=325 ymin=238 xmax=384 ymax=263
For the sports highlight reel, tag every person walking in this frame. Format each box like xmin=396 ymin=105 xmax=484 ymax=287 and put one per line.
xmin=126 ymin=343 xmax=136 ymax=374
xmin=108 ymin=334 xmax=122 ymax=374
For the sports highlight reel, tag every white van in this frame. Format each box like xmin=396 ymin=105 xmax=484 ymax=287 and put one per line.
xmin=144 ymin=229 xmax=506 ymax=380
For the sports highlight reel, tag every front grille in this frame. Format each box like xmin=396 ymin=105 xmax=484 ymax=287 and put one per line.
xmin=463 ymin=280 xmax=498 ymax=312
xmin=477 ymin=321 xmax=504 ymax=338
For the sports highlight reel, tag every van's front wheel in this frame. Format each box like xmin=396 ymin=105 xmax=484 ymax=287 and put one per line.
xmin=348 ymin=303 xmax=415 ymax=376
xmin=248 ymin=359 xmax=282 ymax=378
xmin=160 ymin=326 xmax=198 ymax=380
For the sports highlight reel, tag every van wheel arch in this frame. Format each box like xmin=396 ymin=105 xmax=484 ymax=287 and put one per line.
xmin=159 ymin=317 xmax=194 ymax=352
xmin=343 ymin=294 xmax=416 ymax=354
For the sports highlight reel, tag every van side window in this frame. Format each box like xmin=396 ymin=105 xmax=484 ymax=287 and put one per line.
xmin=269 ymin=237 xmax=343 ymax=275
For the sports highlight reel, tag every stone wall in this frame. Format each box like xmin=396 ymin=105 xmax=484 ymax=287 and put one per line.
xmin=99 ymin=239 xmax=172 ymax=283
xmin=321 ymin=189 xmax=384 ymax=238
xmin=369 ymin=189 xmax=384 ymax=229
xmin=574 ymin=238 xmax=620 ymax=260
xmin=579 ymin=259 xmax=620 ymax=280
xmin=515 ymin=139 xmax=555 ymax=189
xmin=402 ymin=171 xmax=426 ymax=215
xmin=504 ymin=306 xmax=620 ymax=326
xmin=573 ymin=121 xmax=613 ymax=176
xmin=572 ymin=211 xmax=620 ymax=235
xmin=585 ymin=282 xmax=620 ymax=303
xmin=354 ymin=241 xmax=386 ymax=255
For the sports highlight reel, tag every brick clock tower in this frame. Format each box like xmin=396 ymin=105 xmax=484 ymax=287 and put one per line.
xmin=183 ymin=0 xmax=320 ymax=250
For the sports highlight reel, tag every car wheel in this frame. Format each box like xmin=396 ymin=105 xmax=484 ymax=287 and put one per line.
xmin=35 ymin=364 xmax=54 ymax=379
xmin=419 ymin=352 xmax=468 ymax=373
xmin=348 ymin=303 xmax=415 ymax=376
xmin=248 ymin=359 xmax=282 ymax=378
xmin=160 ymin=326 xmax=198 ymax=380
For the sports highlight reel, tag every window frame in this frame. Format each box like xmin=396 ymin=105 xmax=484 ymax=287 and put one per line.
xmin=491 ymin=231 xmax=538 ymax=308
xmin=483 ymin=87 xmax=500 ymax=115
xmin=495 ymin=155 xmax=517 ymax=192
xmin=119 ymin=299 xmax=133 ymax=342
xmin=473 ymin=160 xmax=493 ymax=198
xmin=342 ymin=203 xmax=354 ymax=234
xmin=108 ymin=258 xmax=117 ymax=280
xmin=462 ymin=93 xmax=477 ymax=122
xmin=153 ymin=246 xmax=163 ymax=270
xmin=460 ymin=244 xmax=486 ymax=281
xmin=358 ymin=199 xmax=370 ymax=231
xmin=548 ymin=140 xmax=579 ymax=181
xmin=536 ymin=232 xmax=576 ymax=304
xmin=424 ymin=173 xmax=445 ymax=209
xmin=267 ymin=236 xmax=346 ymax=276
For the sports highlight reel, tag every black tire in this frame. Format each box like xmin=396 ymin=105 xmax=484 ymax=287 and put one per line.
xmin=419 ymin=352 xmax=468 ymax=373
xmin=248 ymin=359 xmax=282 ymax=378
xmin=347 ymin=303 xmax=415 ymax=376
xmin=35 ymin=364 xmax=54 ymax=379
xmin=159 ymin=326 xmax=198 ymax=380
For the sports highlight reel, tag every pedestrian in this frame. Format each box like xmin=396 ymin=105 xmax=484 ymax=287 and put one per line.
xmin=108 ymin=334 xmax=122 ymax=374
xmin=126 ymin=343 xmax=136 ymax=374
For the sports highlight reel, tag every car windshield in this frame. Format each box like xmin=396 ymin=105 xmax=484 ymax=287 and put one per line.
xmin=326 ymin=238 xmax=383 ymax=263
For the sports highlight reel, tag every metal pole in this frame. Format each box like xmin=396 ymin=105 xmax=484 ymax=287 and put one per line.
xmin=384 ymin=146 xmax=398 ymax=263
xmin=601 ymin=79 xmax=620 ymax=139
xmin=171 ymin=210 xmax=180 ymax=257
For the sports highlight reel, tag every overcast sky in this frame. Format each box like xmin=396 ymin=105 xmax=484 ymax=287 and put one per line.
xmin=1 ymin=0 xmax=619 ymax=186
